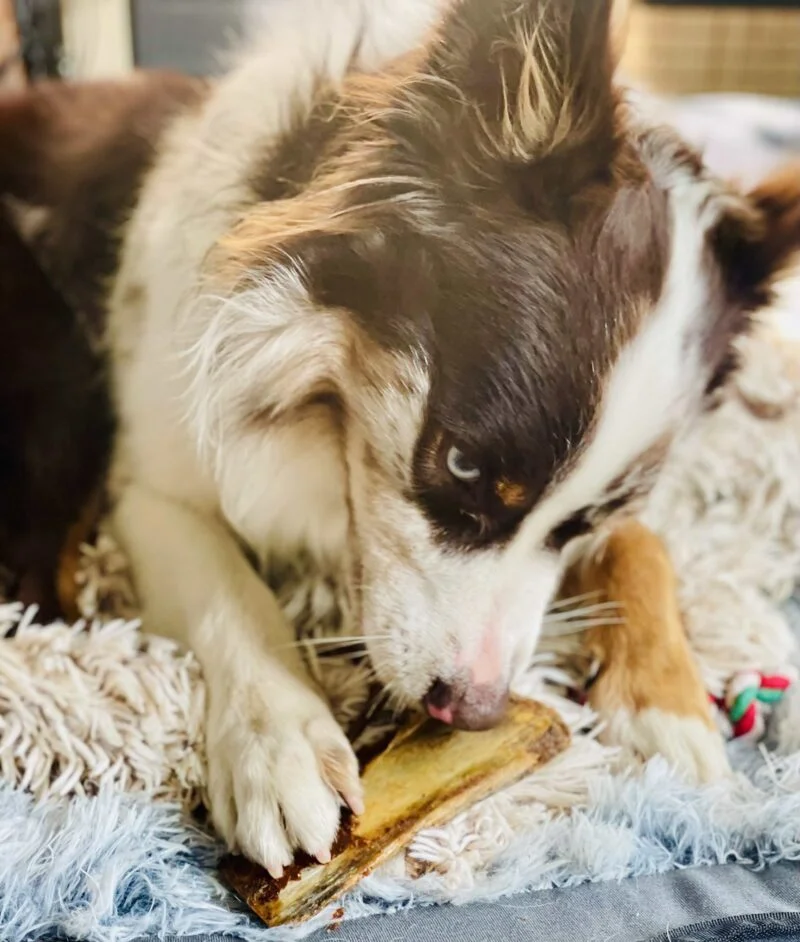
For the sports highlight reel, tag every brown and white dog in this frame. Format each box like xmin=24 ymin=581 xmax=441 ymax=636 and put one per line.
xmin=2 ymin=0 xmax=800 ymax=876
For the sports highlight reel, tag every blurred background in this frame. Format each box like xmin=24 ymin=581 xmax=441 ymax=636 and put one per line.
xmin=625 ymin=0 xmax=800 ymax=97
xmin=1 ymin=0 xmax=799 ymax=187
xmin=1 ymin=0 xmax=799 ymax=93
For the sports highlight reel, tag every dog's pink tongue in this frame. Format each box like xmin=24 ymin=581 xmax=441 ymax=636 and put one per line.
xmin=426 ymin=703 xmax=454 ymax=725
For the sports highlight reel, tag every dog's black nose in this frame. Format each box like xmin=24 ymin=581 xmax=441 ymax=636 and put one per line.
xmin=423 ymin=677 xmax=509 ymax=731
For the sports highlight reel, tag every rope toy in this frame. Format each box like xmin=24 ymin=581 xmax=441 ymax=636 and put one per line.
xmin=711 ymin=667 xmax=798 ymax=740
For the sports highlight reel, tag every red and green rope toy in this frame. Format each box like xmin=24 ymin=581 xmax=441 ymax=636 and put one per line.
xmin=710 ymin=668 xmax=797 ymax=739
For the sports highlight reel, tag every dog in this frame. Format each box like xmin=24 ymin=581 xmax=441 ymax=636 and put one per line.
xmin=2 ymin=0 xmax=800 ymax=877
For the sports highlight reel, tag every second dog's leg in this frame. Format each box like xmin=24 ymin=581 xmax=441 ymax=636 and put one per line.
xmin=564 ymin=520 xmax=729 ymax=783
xmin=113 ymin=484 xmax=362 ymax=875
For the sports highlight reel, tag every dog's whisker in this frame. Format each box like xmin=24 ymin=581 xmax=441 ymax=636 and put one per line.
xmin=367 ymin=675 xmax=408 ymax=717
xmin=364 ymin=685 xmax=392 ymax=723
xmin=358 ymin=665 xmax=380 ymax=684
xmin=547 ymin=591 xmax=606 ymax=611
xmin=543 ymin=602 xmax=622 ymax=622
xmin=272 ymin=635 xmax=384 ymax=652
xmin=543 ymin=617 xmax=626 ymax=636
xmin=569 ymin=616 xmax=626 ymax=625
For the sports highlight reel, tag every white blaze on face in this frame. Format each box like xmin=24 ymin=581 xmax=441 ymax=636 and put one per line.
xmin=350 ymin=175 xmax=722 ymax=706
xmin=355 ymin=510 xmax=562 ymax=704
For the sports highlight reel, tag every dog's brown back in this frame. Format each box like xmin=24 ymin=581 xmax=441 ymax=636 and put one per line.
xmin=0 ymin=71 xmax=206 ymax=617
xmin=0 ymin=70 xmax=207 ymax=338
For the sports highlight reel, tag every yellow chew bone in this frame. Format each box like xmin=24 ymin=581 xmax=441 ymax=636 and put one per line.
xmin=223 ymin=697 xmax=568 ymax=927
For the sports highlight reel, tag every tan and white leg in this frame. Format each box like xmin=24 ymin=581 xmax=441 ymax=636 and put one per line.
xmin=562 ymin=520 xmax=730 ymax=784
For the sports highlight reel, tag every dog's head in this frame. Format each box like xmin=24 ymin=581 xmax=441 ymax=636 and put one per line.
xmin=197 ymin=0 xmax=800 ymax=728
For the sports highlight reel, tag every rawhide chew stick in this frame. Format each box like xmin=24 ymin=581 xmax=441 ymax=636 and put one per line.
xmin=222 ymin=697 xmax=568 ymax=927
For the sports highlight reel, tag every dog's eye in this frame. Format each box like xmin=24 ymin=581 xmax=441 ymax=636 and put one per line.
xmin=446 ymin=446 xmax=481 ymax=482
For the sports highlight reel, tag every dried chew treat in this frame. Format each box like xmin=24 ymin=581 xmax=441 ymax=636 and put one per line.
xmin=222 ymin=697 xmax=568 ymax=927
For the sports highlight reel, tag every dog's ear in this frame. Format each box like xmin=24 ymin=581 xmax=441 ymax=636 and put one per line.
xmin=703 ymin=163 xmax=800 ymax=393
xmin=405 ymin=0 xmax=620 ymax=200
xmin=191 ymin=236 xmax=348 ymax=448
xmin=712 ymin=163 xmax=800 ymax=312
xmin=747 ymin=162 xmax=800 ymax=284
xmin=216 ymin=204 xmax=433 ymax=348
xmin=192 ymin=216 xmax=427 ymax=452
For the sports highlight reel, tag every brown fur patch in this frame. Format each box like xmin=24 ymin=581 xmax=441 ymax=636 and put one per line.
xmin=704 ymin=160 xmax=800 ymax=396
xmin=494 ymin=477 xmax=529 ymax=509
xmin=750 ymin=160 xmax=800 ymax=279
xmin=0 ymin=70 xmax=206 ymax=338
xmin=562 ymin=520 xmax=713 ymax=726
xmin=0 ymin=207 xmax=112 ymax=620
xmin=0 ymin=70 xmax=203 ymax=619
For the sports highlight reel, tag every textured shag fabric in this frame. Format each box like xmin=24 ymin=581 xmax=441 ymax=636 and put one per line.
xmin=645 ymin=324 xmax=800 ymax=698
xmin=0 ymin=603 xmax=206 ymax=808
xmin=5 ymin=744 xmax=800 ymax=941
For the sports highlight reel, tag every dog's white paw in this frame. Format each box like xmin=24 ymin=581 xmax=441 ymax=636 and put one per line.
xmin=205 ymin=678 xmax=362 ymax=876
xmin=603 ymin=707 xmax=731 ymax=784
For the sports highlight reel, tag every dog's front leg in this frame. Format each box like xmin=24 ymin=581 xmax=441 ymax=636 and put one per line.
xmin=562 ymin=520 xmax=730 ymax=784
xmin=113 ymin=483 xmax=362 ymax=875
